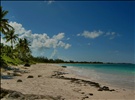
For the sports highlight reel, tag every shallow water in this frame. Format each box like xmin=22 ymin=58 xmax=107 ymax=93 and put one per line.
xmin=59 ymin=63 xmax=135 ymax=90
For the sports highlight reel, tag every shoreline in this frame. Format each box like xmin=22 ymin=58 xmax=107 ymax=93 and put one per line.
xmin=63 ymin=65 xmax=134 ymax=92
xmin=59 ymin=63 xmax=135 ymax=91
xmin=1 ymin=63 xmax=135 ymax=100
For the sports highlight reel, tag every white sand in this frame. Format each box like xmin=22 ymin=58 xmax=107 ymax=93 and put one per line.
xmin=1 ymin=63 xmax=135 ymax=100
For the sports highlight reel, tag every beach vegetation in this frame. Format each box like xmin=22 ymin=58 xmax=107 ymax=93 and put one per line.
xmin=3 ymin=29 xmax=18 ymax=49
xmin=0 ymin=6 xmax=14 ymax=35
xmin=0 ymin=6 xmax=32 ymax=68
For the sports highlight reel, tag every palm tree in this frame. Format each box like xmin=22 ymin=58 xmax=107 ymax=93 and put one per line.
xmin=3 ymin=30 xmax=18 ymax=49
xmin=23 ymin=38 xmax=31 ymax=52
xmin=15 ymin=38 xmax=31 ymax=62
xmin=23 ymin=38 xmax=31 ymax=62
xmin=4 ymin=45 xmax=12 ymax=57
xmin=0 ymin=43 xmax=4 ymax=54
xmin=0 ymin=6 xmax=14 ymax=35
xmin=15 ymin=38 xmax=24 ymax=59
xmin=0 ymin=6 xmax=14 ymax=60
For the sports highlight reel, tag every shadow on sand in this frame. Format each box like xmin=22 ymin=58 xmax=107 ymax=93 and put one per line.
xmin=1 ymin=75 xmax=14 ymax=79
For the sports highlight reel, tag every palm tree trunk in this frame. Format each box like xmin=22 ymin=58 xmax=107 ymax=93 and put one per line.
xmin=0 ymin=32 xmax=1 ymax=56
xmin=11 ymin=40 xmax=13 ymax=57
xmin=11 ymin=40 xmax=13 ymax=49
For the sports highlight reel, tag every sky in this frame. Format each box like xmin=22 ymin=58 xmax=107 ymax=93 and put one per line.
xmin=1 ymin=1 xmax=135 ymax=63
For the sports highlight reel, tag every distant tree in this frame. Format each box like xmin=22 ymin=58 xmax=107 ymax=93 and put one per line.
xmin=54 ymin=59 xmax=64 ymax=63
xmin=49 ymin=59 xmax=54 ymax=63
xmin=69 ymin=60 xmax=74 ymax=63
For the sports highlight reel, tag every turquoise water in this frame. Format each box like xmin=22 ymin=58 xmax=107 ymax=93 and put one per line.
xmin=59 ymin=64 xmax=135 ymax=90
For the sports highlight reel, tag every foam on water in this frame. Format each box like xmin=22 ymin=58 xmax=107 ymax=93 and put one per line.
xmin=59 ymin=64 xmax=135 ymax=90
xmin=67 ymin=65 xmax=101 ymax=81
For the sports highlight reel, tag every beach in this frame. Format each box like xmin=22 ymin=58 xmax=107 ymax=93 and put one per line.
xmin=1 ymin=63 xmax=135 ymax=100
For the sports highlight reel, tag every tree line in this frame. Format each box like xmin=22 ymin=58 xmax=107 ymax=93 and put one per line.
xmin=32 ymin=56 xmax=104 ymax=64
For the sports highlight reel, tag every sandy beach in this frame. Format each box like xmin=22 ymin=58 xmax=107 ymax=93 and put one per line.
xmin=1 ymin=63 xmax=135 ymax=100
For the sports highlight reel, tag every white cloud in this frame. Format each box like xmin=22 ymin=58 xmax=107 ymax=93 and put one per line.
xmin=53 ymin=33 xmax=65 ymax=40
xmin=79 ymin=30 xmax=103 ymax=39
xmin=2 ymin=21 xmax=71 ymax=58
xmin=57 ymin=41 xmax=71 ymax=49
xmin=44 ymin=0 xmax=55 ymax=5
xmin=57 ymin=41 xmax=66 ymax=48
xmin=48 ymin=0 xmax=55 ymax=4
xmin=30 ymin=33 xmax=70 ymax=49
xmin=106 ymin=32 xmax=116 ymax=36
xmin=9 ymin=22 xmax=26 ymax=35
xmin=50 ymin=49 xmax=57 ymax=59
xmin=65 ymin=44 xmax=71 ymax=49
xmin=105 ymin=32 xmax=119 ymax=40
xmin=77 ymin=34 xmax=81 ymax=36
xmin=67 ymin=38 xmax=70 ymax=40
xmin=77 ymin=30 xmax=119 ymax=40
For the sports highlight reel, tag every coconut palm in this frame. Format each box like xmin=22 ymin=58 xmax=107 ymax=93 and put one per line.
xmin=3 ymin=30 xmax=18 ymax=49
xmin=15 ymin=38 xmax=24 ymax=59
xmin=22 ymin=38 xmax=31 ymax=59
xmin=15 ymin=38 xmax=31 ymax=61
xmin=0 ymin=6 xmax=14 ymax=59
xmin=4 ymin=45 xmax=12 ymax=57
xmin=0 ymin=43 xmax=6 ymax=56
xmin=23 ymin=38 xmax=31 ymax=52
xmin=0 ymin=6 xmax=14 ymax=35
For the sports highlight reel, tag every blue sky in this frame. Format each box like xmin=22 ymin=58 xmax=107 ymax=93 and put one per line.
xmin=1 ymin=1 xmax=135 ymax=63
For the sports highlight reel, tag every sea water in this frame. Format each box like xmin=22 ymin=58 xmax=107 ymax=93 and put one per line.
xmin=59 ymin=64 xmax=135 ymax=90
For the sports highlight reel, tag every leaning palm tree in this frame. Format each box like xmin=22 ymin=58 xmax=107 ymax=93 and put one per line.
xmin=3 ymin=30 xmax=18 ymax=49
xmin=0 ymin=6 xmax=14 ymax=35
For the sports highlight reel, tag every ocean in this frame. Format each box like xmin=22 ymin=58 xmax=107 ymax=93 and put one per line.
xmin=59 ymin=63 xmax=135 ymax=90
